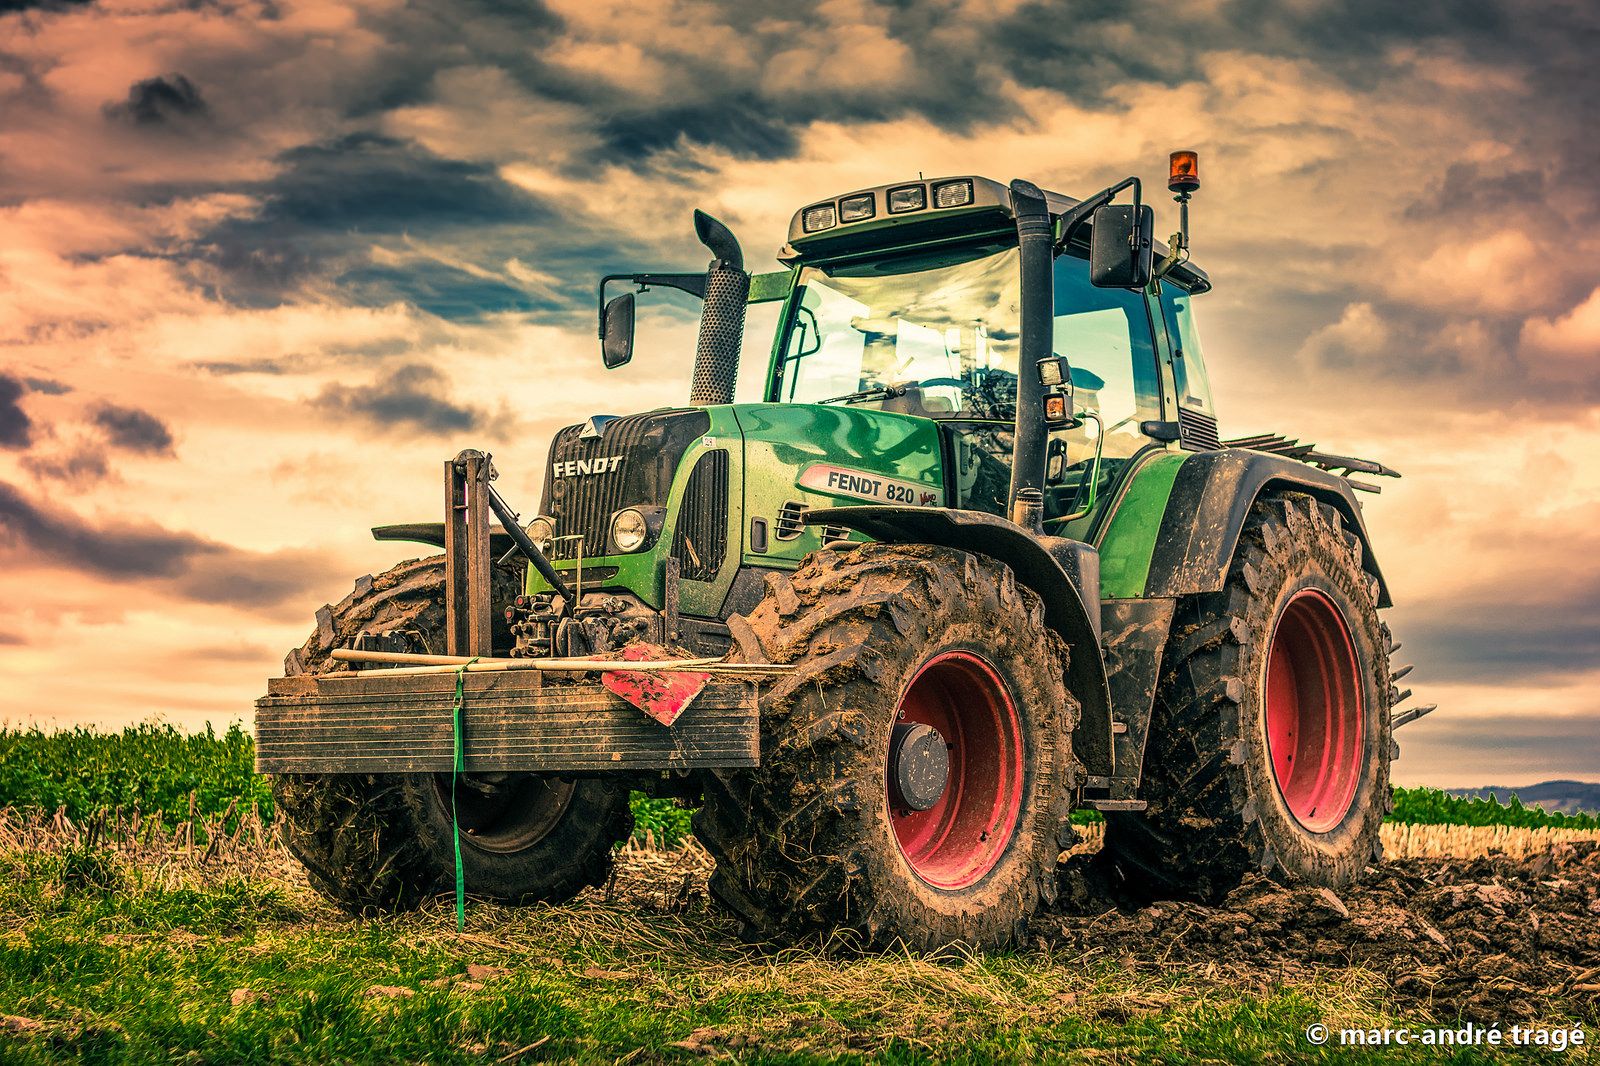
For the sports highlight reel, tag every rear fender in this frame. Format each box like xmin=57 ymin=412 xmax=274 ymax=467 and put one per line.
xmin=1144 ymin=450 xmax=1392 ymax=606
xmin=805 ymin=505 xmax=1115 ymax=780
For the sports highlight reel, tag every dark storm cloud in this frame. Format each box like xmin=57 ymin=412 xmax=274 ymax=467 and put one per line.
xmin=597 ymin=101 xmax=800 ymax=164
xmin=192 ymin=360 xmax=286 ymax=376
xmin=22 ymin=377 xmax=71 ymax=395
xmin=311 ymin=363 xmax=497 ymax=436
xmin=1395 ymin=570 xmax=1600 ymax=685
xmin=0 ymin=477 xmax=219 ymax=578
xmin=0 ymin=0 xmax=92 ymax=12
xmin=90 ymin=402 xmax=176 ymax=455
xmin=190 ymin=134 xmax=602 ymax=314
xmin=103 ymin=74 xmax=208 ymax=127
xmin=1400 ymin=713 xmax=1600 ymax=786
xmin=0 ymin=479 xmax=339 ymax=610
xmin=256 ymin=134 xmax=544 ymax=231
xmin=0 ymin=373 xmax=32 ymax=449
xmin=21 ymin=446 xmax=110 ymax=487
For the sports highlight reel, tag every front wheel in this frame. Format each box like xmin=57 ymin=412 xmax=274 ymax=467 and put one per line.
xmin=695 ymin=544 xmax=1078 ymax=950
xmin=1100 ymin=493 xmax=1392 ymax=902
xmin=271 ymin=556 xmax=633 ymax=914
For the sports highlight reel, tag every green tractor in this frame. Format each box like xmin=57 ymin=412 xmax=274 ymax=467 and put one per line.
xmin=258 ymin=154 xmax=1432 ymax=949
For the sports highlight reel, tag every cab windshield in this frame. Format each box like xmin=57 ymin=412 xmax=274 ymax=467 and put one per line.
xmin=775 ymin=244 xmax=1021 ymax=420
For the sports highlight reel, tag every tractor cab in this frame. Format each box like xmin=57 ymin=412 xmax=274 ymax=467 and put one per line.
xmin=767 ymin=174 xmax=1217 ymax=534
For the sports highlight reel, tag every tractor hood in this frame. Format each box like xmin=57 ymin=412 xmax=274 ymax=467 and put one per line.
xmin=516 ymin=402 xmax=948 ymax=617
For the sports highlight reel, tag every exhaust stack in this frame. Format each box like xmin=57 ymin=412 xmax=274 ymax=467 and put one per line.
xmin=688 ymin=210 xmax=749 ymax=406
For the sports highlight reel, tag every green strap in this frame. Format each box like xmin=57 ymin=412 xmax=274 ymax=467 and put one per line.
xmin=451 ymin=657 xmax=478 ymax=931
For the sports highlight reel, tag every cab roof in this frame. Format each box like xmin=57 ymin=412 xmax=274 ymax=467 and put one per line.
xmin=779 ymin=174 xmax=1211 ymax=294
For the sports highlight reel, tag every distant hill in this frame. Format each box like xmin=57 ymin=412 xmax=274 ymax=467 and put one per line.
xmin=1448 ymin=781 xmax=1600 ymax=817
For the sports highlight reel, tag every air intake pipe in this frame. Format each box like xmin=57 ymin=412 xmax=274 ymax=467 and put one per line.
xmin=1007 ymin=179 xmax=1054 ymax=531
xmin=688 ymin=210 xmax=749 ymax=406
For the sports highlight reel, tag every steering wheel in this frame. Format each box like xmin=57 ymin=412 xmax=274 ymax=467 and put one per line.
xmin=914 ymin=377 xmax=967 ymax=389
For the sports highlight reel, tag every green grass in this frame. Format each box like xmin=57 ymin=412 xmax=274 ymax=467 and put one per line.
xmin=0 ymin=845 xmax=1563 ymax=1064
xmin=1 ymin=726 xmax=1594 ymax=1061
xmin=4 ymin=726 xmax=1596 ymax=844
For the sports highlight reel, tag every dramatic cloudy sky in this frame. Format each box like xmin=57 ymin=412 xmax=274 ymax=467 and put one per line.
xmin=1 ymin=0 xmax=1596 ymax=787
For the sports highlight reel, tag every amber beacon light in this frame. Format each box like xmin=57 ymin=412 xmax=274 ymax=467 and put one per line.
xmin=1168 ymin=150 xmax=1200 ymax=194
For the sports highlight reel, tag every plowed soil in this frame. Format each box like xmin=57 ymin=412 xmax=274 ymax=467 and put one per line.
xmin=1049 ymin=842 xmax=1600 ymax=1023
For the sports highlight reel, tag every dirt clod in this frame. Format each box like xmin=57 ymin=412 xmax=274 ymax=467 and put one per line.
xmin=1048 ymin=842 xmax=1600 ymax=1022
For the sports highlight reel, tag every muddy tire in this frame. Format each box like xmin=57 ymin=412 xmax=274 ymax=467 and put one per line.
xmin=694 ymin=543 xmax=1078 ymax=950
xmin=1100 ymin=493 xmax=1392 ymax=902
xmin=270 ymin=555 xmax=632 ymax=915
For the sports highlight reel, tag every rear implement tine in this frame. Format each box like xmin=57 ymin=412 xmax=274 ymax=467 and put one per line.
xmin=1391 ymin=703 xmax=1438 ymax=729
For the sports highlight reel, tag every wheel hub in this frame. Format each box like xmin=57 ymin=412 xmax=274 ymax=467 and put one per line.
xmin=434 ymin=773 xmax=577 ymax=853
xmin=889 ymin=723 xmax=950 ymax=812
xmin=887 ymin=650 xmax=1024 ymax=889
xmin=1265 ymin=588 xmax=1363 ymax=834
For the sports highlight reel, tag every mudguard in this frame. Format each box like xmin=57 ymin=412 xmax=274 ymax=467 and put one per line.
xmin=805 ymin=505 xmax=1116 ymax=780
xmin=1145 ymin=450 xmax=1393 ymax=608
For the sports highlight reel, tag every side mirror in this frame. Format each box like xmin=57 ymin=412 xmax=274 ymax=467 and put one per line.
xmin=601 ymin=292 xmax=635 ymax=368
xmin=1088 ymin=204 xmax=1154 ymax=289
xmin=1046 ymin=438 xmax=1068 ymax=483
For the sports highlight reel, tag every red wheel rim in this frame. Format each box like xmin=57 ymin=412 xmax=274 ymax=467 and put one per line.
xmin=1265 ymin=589 xmax=1363 ymax=833
xmin=888 ymin=651 xmax=1024 ymax=889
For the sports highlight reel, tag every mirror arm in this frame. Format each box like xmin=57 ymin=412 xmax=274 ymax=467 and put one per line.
xmin=1054 ymin=176 xmax=1141 ymax=253
xmin=596 ymin=272 xmax=710 ymax=338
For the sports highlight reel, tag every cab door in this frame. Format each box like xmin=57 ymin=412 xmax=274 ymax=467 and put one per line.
xmin=1044 ymin=252 xmax=1165 ymax=537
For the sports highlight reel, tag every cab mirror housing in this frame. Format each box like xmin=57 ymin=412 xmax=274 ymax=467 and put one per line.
xmin=601 ymin=292 xmax=635 ymax=368
xmin=1088 ymin=204 xmax=1154 ymax=289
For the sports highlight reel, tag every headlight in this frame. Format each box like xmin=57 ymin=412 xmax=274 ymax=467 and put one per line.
xmin=610 ymin=508 xmax=648 ymax=553
xmin=838 ymin=193 xmax=875 ymax=222
xmin=933 ymin=179 xmax=974 ymax=208
xmin=887 ymin=184 xmax=926 ymax=213
xmin=524 ymin=516 xmax=555 ymax=555
xmin=801 ymin=203 xmax=837 ymax=233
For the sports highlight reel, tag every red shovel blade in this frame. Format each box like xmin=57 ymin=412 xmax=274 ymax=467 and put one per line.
xmin=599 ymin=642 xmax=711 ymax=726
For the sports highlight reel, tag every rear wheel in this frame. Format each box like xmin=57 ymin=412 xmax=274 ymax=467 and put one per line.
xmin=1100 ymin=493 xmax=1391 ymax=902
xmin=271 ymin=556 xmax=632 ymax=915
xmin=695 ymin=544 xmax=1077 ymax=950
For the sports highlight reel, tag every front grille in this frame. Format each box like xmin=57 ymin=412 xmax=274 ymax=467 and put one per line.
xmin=1178 ymin=407 xmax=1222 ymax=451
xmin=542 ymin=409 xmax=709 ymax=560
xmin=672 ymin=449 xmax=728 ymax=582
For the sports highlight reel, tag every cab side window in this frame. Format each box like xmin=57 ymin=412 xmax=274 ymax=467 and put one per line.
xmin=1158 ymin=282 xmax=1216 ymax=414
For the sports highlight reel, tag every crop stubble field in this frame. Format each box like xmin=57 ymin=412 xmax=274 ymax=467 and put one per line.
xmin=1 ymin=726 xmax=1598 ymax=1063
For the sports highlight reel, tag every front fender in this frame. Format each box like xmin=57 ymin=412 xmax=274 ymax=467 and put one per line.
xmin=372 ymin=522 xmax=516 ymax=556
xmin=805 ymin=505 xmax=1115 ymax=780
